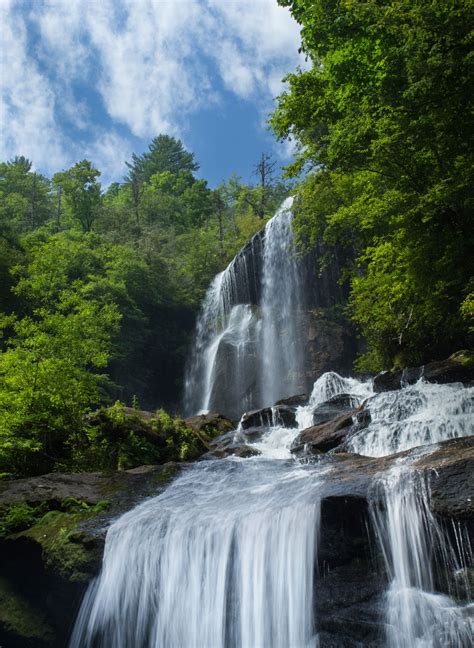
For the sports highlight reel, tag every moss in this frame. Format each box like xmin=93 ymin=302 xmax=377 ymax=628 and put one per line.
xmin=0 ymin=575 xmax=54 ymax=645
xmin=9 ymin=501 xmax=108 ymax=583
xmin=450 ymin=349 xmax=474 ymax=366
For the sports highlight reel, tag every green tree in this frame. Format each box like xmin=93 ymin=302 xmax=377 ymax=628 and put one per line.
xmin=0 ymin=157 xmax=53 ymax=233
xmin=272 ymin=0 xmax=474 ymax=368
xmin=0 ymin=282 xmax=119 ymax=477
xmin=53 ymin=160 xmax=101 ymax=232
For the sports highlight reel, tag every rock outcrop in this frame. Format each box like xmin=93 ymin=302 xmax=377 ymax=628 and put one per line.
xmin=0 ymin=463 xmax=182 ymax=648
xmin=373 ymin=350 xmax=474 ymax=392
xmin=240 ymin=405 xmax=297 ymax=429
xmin=291 ymin=411 xmax=357 ymax=455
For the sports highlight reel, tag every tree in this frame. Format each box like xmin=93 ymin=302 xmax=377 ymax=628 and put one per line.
xmin=53 ymin=160 xmax=101 ymax=232
xmin=125 ymin=135 xmax=199 ymax=185
xmin=0 ymin=241 xmax=120 ymax=476
xmin=272 ymin=0 xmax=474 ymax=368
xmin=0 ymin=157 xmax=53 ymax=233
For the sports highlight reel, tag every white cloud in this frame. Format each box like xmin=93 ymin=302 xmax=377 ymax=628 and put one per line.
xmin=0 ymin=1 xmax=69 ymax=170
xmin=1 ymin=0 xmax=303 ymax=182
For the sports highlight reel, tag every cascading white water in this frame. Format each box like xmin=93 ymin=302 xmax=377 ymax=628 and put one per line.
xmin=347 ymin=381 xmax=474 ymax=457
xmin=70 ymin=427 xmax=326 ymax=648
xmin=370 ymin=465 xmax=473 ymax=648
xmin=344 ymin=378 xmax=474 ymax=647
xmin=71 ymin=369 xmax=473 ymax=648
xmin=184 ymin=197 xmax=307 ymax=419
xmin=259 ymin=199 xmax=305 ymax=407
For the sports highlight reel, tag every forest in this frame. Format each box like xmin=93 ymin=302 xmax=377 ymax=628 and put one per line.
xmin=0 ymin=0 xmax=472 ymax=480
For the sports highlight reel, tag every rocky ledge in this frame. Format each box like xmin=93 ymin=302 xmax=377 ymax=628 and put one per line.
xmin=373 ymin=349 xmax=474 ymax=392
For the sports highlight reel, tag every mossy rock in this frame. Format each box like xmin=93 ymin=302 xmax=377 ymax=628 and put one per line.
xmin=11 ymin=503 xmax=107 ymax=582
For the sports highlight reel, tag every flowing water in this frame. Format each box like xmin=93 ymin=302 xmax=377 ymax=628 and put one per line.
xmin=184 ymin=197 xmax=307 ymax=419
xmin=70 ymin=424 xmax=326 ymax=648
xmin=71 ymin=195 xmax=473 ymax=648
xmin=71 ymin=371 xmax=473 ymax=647
xmin=355 ymin=380 xmax=474 ymax=648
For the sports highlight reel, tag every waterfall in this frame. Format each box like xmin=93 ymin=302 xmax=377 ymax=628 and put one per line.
xmin=370 ymin=467 xmax=473 ymax=648
xmin=184 ymin=197 xmax=307 ymax=420
xmin=70 ymin=431 xmax=325 ymax=648
xmin=347 ymin=381 xmax=474 ymax=457
xmin=259 ymin=201 xmax=305 ymax=407
xmin=356 ymin=380 xmax=474 ymax=647
xmin=71 ymin=374 xmax=473 ymax=647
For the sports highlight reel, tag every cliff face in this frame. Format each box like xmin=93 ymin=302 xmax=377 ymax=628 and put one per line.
xmin=185 ymin=210 xmax=360 ymax=421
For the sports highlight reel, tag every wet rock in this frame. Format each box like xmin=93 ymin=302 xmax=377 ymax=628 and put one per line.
xmin=204 ymin=444 xmax=261 ymax=459
xmin=373 ymin=350 xmax=474 ymax=392
xmin=275 ymin=393 xmax=308 ymax=407
xmin=204 ymin=431 xmax=261 ymax=459
xmin=291 ymin=410 xmax=356 ymax=455
xmin=240 ymin=405 xmax=297 ymax=429
xmin=317 ymin=496 xmax=384 ymax=646
xmin=312 ymin=393 xmax=359 ymax=426
xmin=316 ymin=565 xmax=384 ymax=647
xmin=414 ymin=436 xmax=474 ymax=520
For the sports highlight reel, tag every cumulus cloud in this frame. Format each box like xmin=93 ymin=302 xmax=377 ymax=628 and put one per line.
xmin=0 ymin=1 xmax=69 ymax=170
xmin=1 ymin=0 xmax=303 ymax=183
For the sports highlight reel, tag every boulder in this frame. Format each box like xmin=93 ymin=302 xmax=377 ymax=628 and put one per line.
xmin=204 ymin=431 xmax=261 ymax=459
xmin=316 ymin=495 xmax=385 ymax=646
xmin=311 ymin=393 xmax=360 ymax=426
xmin=373 ymin=350 xmax=474 ymax=392
xmin=291 ymin=410 xmax=356 ymax=455
xmin=275 ymin=393 xmax=308 ymax=407
xmin=183 ymin=412 xmax=235 ymax=436
xmin=0 ymin=463 xmax=181 ymax=648
xmin=240 ymin=405 xmax=297 ymax=429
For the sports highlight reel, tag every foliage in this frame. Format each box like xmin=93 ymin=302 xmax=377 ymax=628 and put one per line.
xmin=272 ymin=0 xmax=473 ymax=369
xmin=0 ymin=134 xmax=287 ymax=477
xmin=53 ymin=160 xmax=101 ymax=232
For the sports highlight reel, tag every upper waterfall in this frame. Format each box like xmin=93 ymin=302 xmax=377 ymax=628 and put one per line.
xmin=184 ymin=197 xmax=308 ymax=419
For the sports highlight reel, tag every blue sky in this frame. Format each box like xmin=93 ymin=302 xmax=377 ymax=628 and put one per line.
xmin=1 ymin=0 xmax=304 ymax=187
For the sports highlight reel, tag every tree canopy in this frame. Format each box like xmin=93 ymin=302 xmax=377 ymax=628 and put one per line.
xmin=272 ymin=0 xmax=473 ymax=369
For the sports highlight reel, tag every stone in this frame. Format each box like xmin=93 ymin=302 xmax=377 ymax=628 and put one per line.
xmin=311 ymin=393 xmax=359 ymax=426
xmin=274 ymin=393 xmax=308 ymax=407
xmin=291 ymin=410 xmax=357 ymax=455
xmin=240 ymin=405 xmax=297 ymax=429
xmin=0 ymin=463 xmax=181 ymax=648
xmin=204 ymin=431 xmax=261 ymax=459
xmin=183 ymin=412 xmax=235 ymax=436
xmin=373 ymin=350 xmax=474 ymax=392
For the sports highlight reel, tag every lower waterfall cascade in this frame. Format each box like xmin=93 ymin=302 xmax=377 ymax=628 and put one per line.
xmin=70 ymin=374 xmax=474 ymax=647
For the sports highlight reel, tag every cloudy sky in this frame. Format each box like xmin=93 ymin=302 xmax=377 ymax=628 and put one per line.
xmin=0 ymin=0 xmax=304 ymax=186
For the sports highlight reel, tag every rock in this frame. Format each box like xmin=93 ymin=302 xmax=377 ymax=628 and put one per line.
xmin=312 ymin=393 xmax=359 ymax=426
xmin=183 ymin=412 xmax=235 ymax=436
xmin=86 ymin=407 xmax=168 ymax=449
xmin=291 ymin=410 xmax=356 ymax=455
xmin=204 ymin=431 xmax=261 ymax=459
xmin=0 ymin=463 xmax=181 ymax=648
xmin=413 ymin=436 xmax=474 ymax=520
xmin=204 ymin=444 xmax=261 ymax=459
xmin=274 ymin=393 xmax=308 ymax=407
xmin=373 ymin=350 xmax=474 ymax=392
xmin=240 ymin=405 xmax=296 ymax=429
